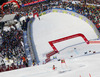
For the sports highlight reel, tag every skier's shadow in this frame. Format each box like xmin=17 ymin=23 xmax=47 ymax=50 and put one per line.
xmin=58 ymin=69 xmax=71 ymax=74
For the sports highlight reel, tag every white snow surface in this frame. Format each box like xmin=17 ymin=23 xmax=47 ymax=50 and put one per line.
xmin=32 ymin=12 xmax=99 ymax=61
xmin=0 ymin=53 xmax=100 ymax=77
xmin=0 ymin=12 xmax=100 ymax=77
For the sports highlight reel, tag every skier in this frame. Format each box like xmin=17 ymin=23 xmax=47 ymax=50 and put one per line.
xmin=53 ymin=65 xmax=56 ymax=70
xmin=60 ymin=59 xmax=67 ymax=72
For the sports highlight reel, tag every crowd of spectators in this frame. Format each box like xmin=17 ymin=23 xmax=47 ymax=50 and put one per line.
xmin=87 ymin=0 xmax=100 ymax=4
xmin=61 ymin=2 xmax=100 ymax=31
xmin=0 ymin=8 xmax=4 ymax=18
xmin=0 ymin=0 xmax=100 ymax=72
xmin=20 ymin=0 xmax=34 ymax=5
xmin=74 ymin=4 xmax=100 ymax=31
xmin=0 ymin=21 xmax=29 ymax=72
xmin=0 ymin=0 xmax=99 ymax=16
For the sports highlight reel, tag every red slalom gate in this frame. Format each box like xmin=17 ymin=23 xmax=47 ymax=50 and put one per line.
xmin=45 ymin=33 xmax=89 ymax=63
xmin=89 ymin=73 xmax=91 ymax=77
xmin=79 ymin=73 xmax=91 ymax=77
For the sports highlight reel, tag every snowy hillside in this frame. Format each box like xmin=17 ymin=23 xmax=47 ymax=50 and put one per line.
xmin=0 ymin=9 xmax=100 ymax=77
xmin=0 ymin=53 xmax=100 ymax=77
xmin=32 ymin=12 xmax=100 ymax=61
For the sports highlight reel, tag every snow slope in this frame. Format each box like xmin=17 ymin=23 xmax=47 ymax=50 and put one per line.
xmin=32 ymin=12 xmax=100 ymax=62
xmin=0 ymin=53 xmax=100 ymax=77
xmin=0 ymin=10 xmax=100 ymax=77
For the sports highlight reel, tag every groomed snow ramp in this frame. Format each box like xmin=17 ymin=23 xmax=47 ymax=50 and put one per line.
xmin=45 ymin=33 xmax=100 ymax=63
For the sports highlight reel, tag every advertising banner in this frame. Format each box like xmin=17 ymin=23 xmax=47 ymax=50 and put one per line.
xmin=21 ymin=0 xmax=46 ymax=7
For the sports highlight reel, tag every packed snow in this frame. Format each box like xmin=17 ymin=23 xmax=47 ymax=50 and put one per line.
xmin=32 ymin=12 xmax=100 ymax=62
xmin=0 ymin=53 xmax=100 ymax=77
xmin=0 ymin=11 xmax=100 ymax=77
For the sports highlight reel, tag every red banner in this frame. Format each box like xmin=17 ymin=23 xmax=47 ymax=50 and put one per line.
xmin=22 ymin=0 xmax=46 ymax=7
